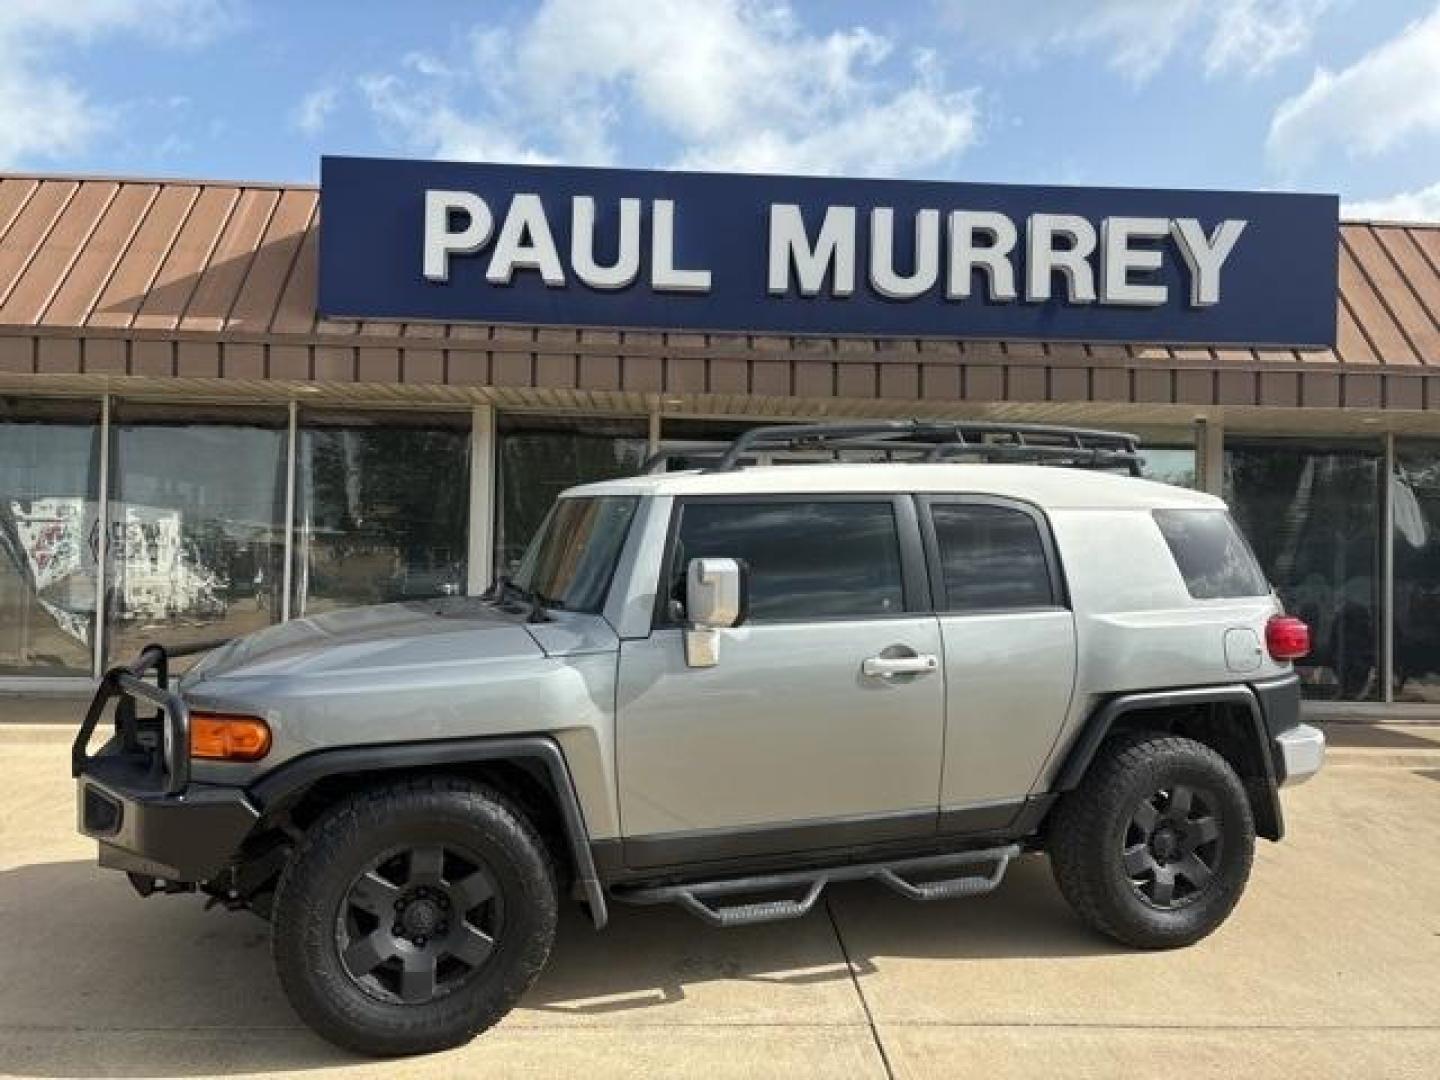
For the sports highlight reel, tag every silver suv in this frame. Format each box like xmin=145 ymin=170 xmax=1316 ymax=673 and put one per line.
xmin=72 ymin=420 xmax=1324 ymax=1056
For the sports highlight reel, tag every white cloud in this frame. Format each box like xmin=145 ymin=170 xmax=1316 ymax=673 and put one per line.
xmin=292 ymin=86 xmax=339 ymax=137
xmin=0 ymin=71 xmax=99 ymax=166
xmin=358 ymin=0 xmax=981 ymax=178
xmin=0 ymin=0 xmax=234 ymax=167
xmin=359 ymin=72 xmax=559 ymax=166
xmin=940 ymin=0 xmax=1328 ymax=82
xmin=1268 ymin=5 xmax=1440 ymax=172
xmin=676 ymin=54 xmax=979 ymax=178
xmin=1343 ymin=180 xmax=1440 ymax=222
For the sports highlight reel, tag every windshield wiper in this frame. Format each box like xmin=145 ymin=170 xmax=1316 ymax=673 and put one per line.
xmin=484 ymin=575 xmax=552 ymax=623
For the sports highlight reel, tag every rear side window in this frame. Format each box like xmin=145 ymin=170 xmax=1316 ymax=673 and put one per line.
xmin=669 ymin=500 xmax=905 ymax=622
xmin=1154 ymin=509 xmax=1269 ymax=599
xmin=930 ymin=503 xmax=1056 ymax=611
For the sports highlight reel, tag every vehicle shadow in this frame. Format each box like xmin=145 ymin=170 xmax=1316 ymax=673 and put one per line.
xmin=3 ymin=854 xmax=1125 ymax=1077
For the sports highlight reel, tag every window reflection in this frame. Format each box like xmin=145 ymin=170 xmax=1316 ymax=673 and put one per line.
xmin=1153 ymin=510 xmax=1269 ymax=600
xmin=0 ymin=399 xmax=100 ymax=676
xmin=294 ymin=411 xmax=470 ymax=615
xmin=497 ymin=416 xmax=647 ymax=577
xmin=671 ymin=501 xmax=905 ymax=622
xmin=107 ymin=405 xmax=287 ymax=661
xmin=931 ymin=504 xmax=1053 ymax=610
xmin=515 ymin=497 xmax=638 ymax=613
xmin=1225 ymin=440 xmax=1382 ymax=701
xmin=1393 ymin=441 xmax=1440 ymax=703
xmin=1140 ymin=446 xmax=1198 ymax=488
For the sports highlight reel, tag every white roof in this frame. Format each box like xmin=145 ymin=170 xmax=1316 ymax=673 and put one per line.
xmin=565 ymin=463 xmax=1223 ymax=510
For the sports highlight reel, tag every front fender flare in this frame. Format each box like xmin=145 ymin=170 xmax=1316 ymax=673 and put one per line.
xmin=248 ymin=736 xmax=608 ymax=928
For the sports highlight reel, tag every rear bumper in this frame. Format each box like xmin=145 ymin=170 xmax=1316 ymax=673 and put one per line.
xmin=1273 ymin=723 xmax=1326 ymax=787
xmin=78 ymin=771 xmax=259 ymax=882
xmin=1251 ymin=672 xmax=1325 ymax=788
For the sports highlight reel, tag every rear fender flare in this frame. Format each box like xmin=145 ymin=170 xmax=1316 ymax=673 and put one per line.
xmin=1053 ymin=685 xmax=1284 ymax=841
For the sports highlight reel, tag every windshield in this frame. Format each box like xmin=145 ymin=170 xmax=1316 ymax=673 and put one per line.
xmin=512 ymin=496 xmax=639 ymax=613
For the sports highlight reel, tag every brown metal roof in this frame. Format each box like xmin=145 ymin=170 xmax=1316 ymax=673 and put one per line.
xmin=0 ymin=174 xmax=1437 ymax=415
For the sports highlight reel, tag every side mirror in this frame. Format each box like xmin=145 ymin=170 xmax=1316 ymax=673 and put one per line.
xmin=684 ymin=557 xmax=746 ymax=668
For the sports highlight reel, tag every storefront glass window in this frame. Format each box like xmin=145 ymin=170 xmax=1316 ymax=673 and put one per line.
xmin=294 ymin=411 xmax=470 ymax=615
xmin=1392 ymin=440 xmax=1440 ymax=703
xmin=106 ymin=404 xmax=288 ymax=661
xmin=496 ymin=415 xmax=648 ymax=576
xmin=1224 ymin=439 xmax=1382 ymax=701
xmin=1139 ymin=447 xmax=1198 ymax=488
xmin=0 ymin=399 xmax=101 ymax=676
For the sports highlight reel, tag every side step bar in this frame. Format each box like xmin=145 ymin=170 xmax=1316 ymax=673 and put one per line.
xmin=613 ymin=844 xmax=1020 ymax=928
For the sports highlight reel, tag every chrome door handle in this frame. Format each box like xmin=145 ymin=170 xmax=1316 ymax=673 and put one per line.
xmin=862 ymin=654 xmax=939 ymax=677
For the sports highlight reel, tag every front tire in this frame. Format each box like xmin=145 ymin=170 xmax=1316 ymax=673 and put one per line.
xmin=1048 ymin=733 xmax=1255 ymax=949
xmin=272 ymin=776 xmax=557 ymax=1056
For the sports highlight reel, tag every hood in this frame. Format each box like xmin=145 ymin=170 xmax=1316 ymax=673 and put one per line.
xmin=181 ymin=597 xmax=545 ymax=684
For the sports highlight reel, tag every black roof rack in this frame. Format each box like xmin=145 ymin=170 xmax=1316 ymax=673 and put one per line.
xmin=641 ymin=420 xmax=1145 ymax=476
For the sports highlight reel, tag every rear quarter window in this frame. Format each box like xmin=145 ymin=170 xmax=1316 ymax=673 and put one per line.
xmin=1153 ymin=509 xmax=1270 ymax=599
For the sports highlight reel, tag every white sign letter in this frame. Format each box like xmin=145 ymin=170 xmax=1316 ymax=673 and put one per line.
xmin=651 ymin=199 xmax=712 ymax=293
xmin=1100 ymin=216 xmax=1169 ymax=306
xmin=1027 ymin=213 xmax=1097 ymax=303
xmin=768 ymin=204 xmax=856 ymax=296
xmin=423 ymin=190 xmax=493 ymax=282
xmin=947 ymin=211 xmax=1017 ymax=302
xmin=869 ymin=208 xmax=941 ymax=300
xmin=486 ymin=194 xmax=565 ymax=286
xmin=1171 ymin=218 xmax=1246 ymax=307
xmin=572 ymin=196 xmax=641 ymax=290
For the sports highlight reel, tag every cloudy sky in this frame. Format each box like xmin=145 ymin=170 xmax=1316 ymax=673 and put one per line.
xmin=4 ymin=0 xmax=1440 ymax=219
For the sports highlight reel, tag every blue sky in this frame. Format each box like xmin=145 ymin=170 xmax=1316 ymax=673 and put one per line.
xmin=3 ymin=0 xmax=1440 ymax=218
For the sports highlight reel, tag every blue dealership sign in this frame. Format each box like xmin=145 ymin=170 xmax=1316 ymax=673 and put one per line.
xmin=319 ymin=155 xmax=1338 ymax=347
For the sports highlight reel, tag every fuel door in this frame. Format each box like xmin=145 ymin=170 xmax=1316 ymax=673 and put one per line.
xmin=1224 ymin=627 xmax=1264 ymax=673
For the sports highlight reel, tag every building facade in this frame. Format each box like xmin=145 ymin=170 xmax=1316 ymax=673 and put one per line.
xmin=0 ymin=170 xmax=1438 ymax=717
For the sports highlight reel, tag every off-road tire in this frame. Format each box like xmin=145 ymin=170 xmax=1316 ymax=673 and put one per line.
xmin=272 ymin=776 xmax=558 ymax=1056
xmin=1048 ymin=732 xmax=1255 ymax=949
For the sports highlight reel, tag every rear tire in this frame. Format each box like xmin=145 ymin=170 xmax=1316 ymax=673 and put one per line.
xmin=1048 ymin=733 xmax=1254 ymax=949
xmin=272 ymin=776 xmax=557 ymax=1056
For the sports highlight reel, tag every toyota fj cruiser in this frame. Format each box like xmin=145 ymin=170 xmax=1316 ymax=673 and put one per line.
xmin=72 ymin=420 xmax=1324 ymax=1056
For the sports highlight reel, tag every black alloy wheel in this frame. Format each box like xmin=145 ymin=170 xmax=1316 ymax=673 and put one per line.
xmin=1048 ymin=733 xmax=1256 ymax=949
xmin=272 ymin=776 xmax=558 ymax=1056
xmin=1122 ymin=784 xmax=1223 ymax=909
xmin=337 ymin=843 xmax=504 ymax=1005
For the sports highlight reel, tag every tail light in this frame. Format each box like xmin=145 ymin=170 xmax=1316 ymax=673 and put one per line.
xmin=190 ymin=713 xmax=272 ymax=762
xmin=1265 ymin=616 xmax=1311 ymax=661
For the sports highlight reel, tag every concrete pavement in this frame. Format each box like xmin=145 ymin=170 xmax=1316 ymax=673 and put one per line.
xmin=1 ymin=729 xmax=1437 ymax=1078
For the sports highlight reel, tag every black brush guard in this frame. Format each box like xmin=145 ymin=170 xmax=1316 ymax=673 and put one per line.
xmin=71 ymin=640 xmax=229 ymax=796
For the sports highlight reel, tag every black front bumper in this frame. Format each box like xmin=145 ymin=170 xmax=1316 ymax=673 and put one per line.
xmin=74 ymin=640 xmax=255 ymax=883
xmin=78 ymin=769 xmax=259 ymax=882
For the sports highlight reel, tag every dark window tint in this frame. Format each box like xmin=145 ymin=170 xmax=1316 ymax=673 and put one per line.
xmin=514 ymin=496 xmax=638 ymax=613
xmin=671 ymin=501 xmax=904 ymax=621
xmin=931 ymin=504 xmax=1054 ymax=611
xmin=1154 ymin=509 xmax=1269 ymax=599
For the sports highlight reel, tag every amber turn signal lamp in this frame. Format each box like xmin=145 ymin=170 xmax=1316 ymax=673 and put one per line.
xmin=190 ymin=713 xmax=272 ymax=762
